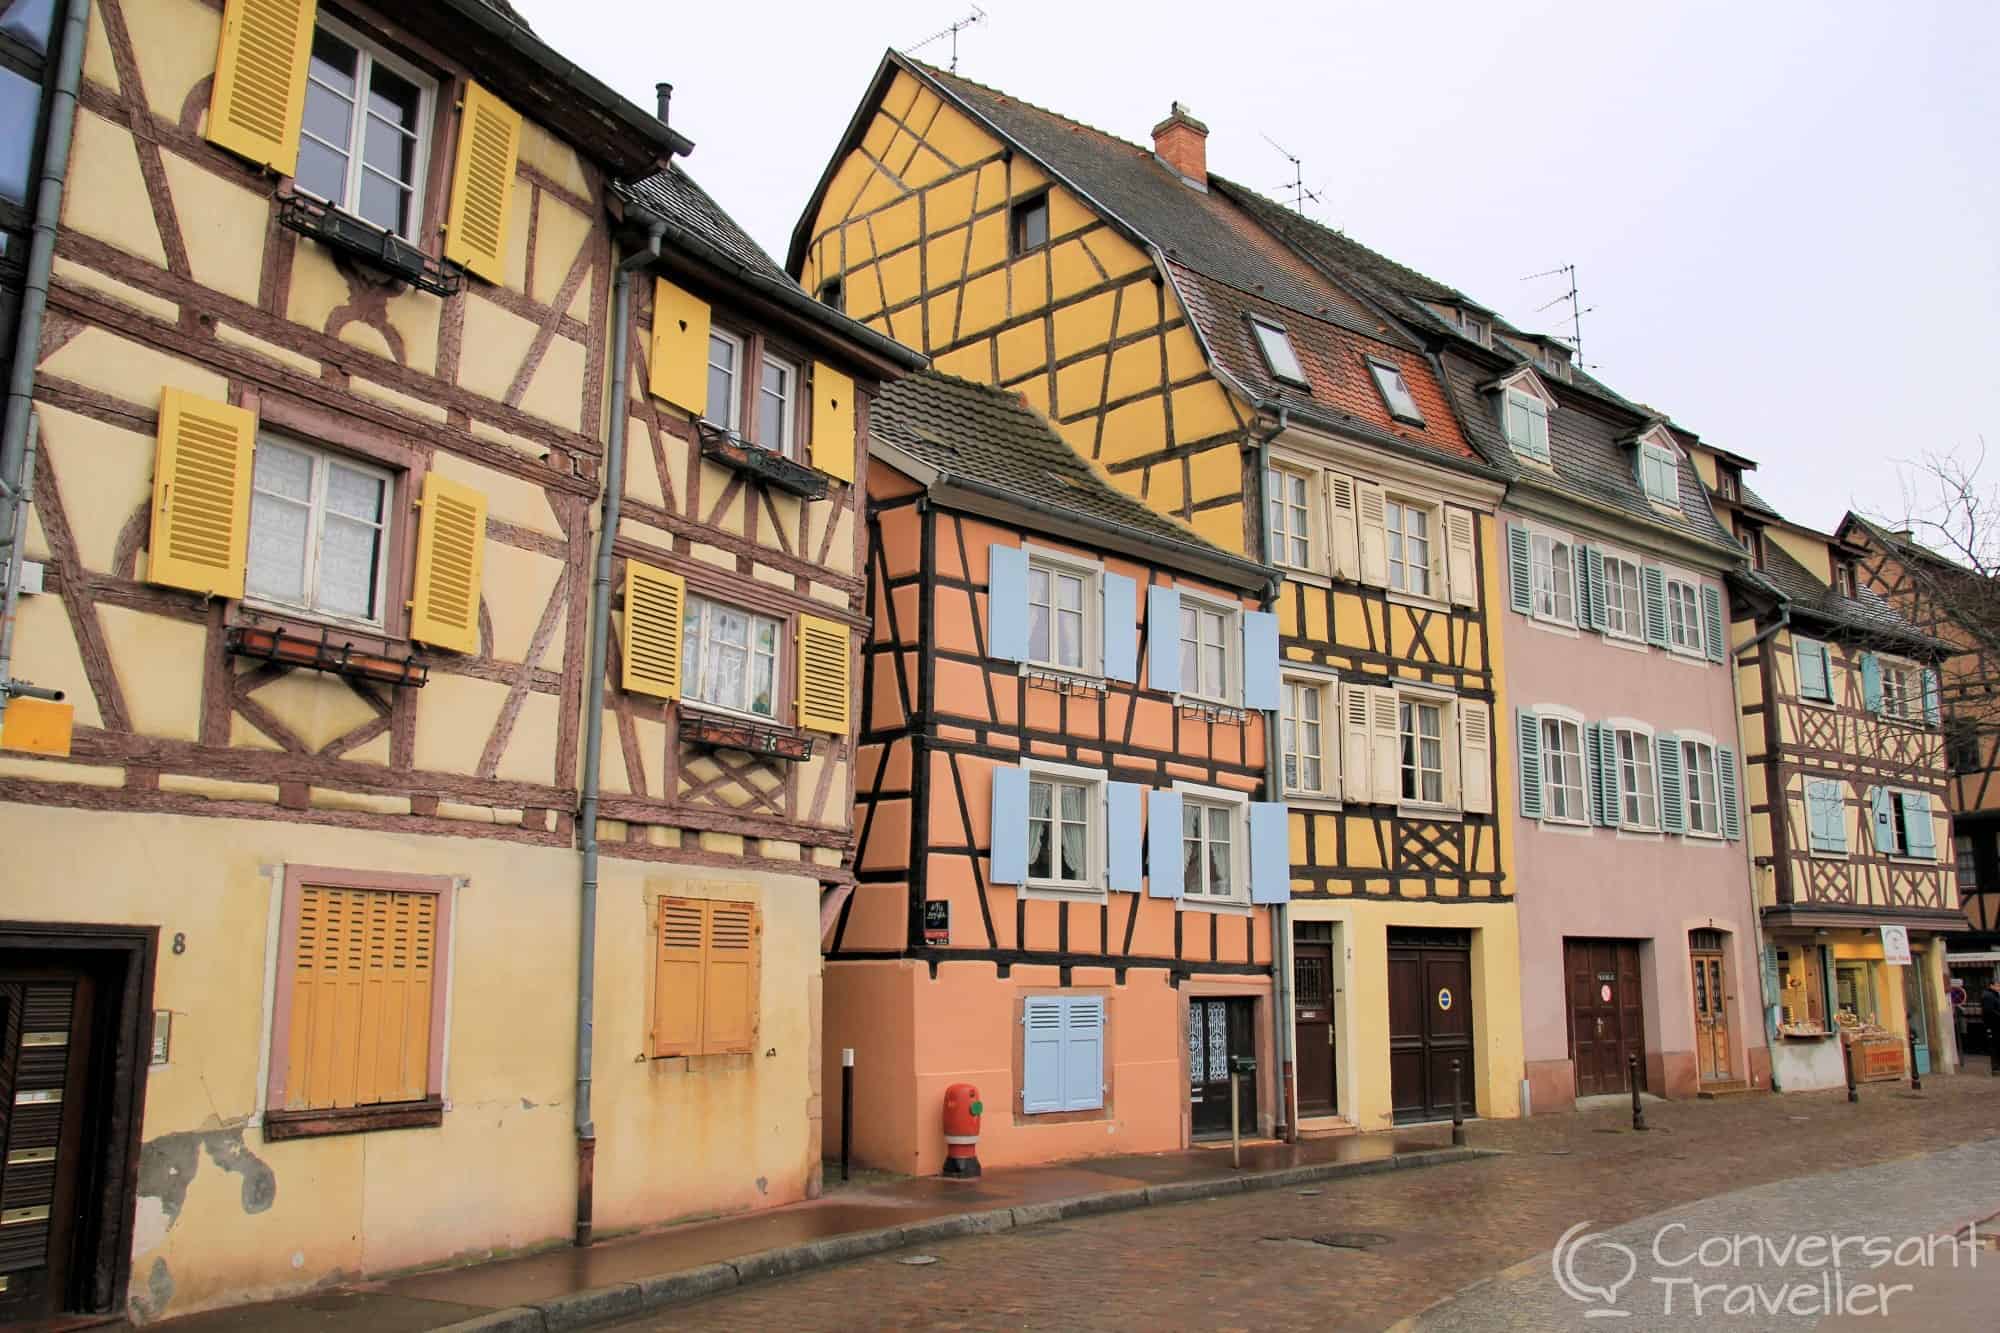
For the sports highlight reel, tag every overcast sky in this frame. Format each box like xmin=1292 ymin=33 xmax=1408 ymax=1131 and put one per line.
xmin=519 ymin=0 xmax=1999 ymax=531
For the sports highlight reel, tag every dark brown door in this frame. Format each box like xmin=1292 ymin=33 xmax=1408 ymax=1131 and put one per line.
xmin=1293 ymin=940 xmax=1337 ymax=1117
xmin=1388 ymin=930 xmax=1475 ymax=1123
xmin=1189 ymin=998 xmax=1258 ymax=1137
xmin=0 ymin=970 xmax=96 ymax=1321
xmin=1566 ymin=940 xmax=1646 ymax=1096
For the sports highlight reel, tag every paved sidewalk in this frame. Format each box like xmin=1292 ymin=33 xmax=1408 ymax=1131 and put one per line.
xmin=146 ymin=1130 xmax=1484 ymax=1333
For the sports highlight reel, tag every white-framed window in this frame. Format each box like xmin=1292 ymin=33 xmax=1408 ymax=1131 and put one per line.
xmin=1177 ymin=784 xmax=1247 ymax=904
xmin=1385 ymin=498 xmax=1434 ymax=598
xmin=1267 ymin=465 xmax=1315 ymax=570
xmin=1879 ymin=656 xmax=1922 ymax=721
xmin=1251 ymin=318 xmax=1307 ymax=386
xmin=1400 ymin=697 xmax=1446 ymax=805
xmin=1368 ymin=360 xmax=1425 ymax=426
xmin=1640 ymin=442 xmax=1680 ymax=506
xmin=683 ymin=595 xmax=780 ymax=719
xmin=1540 ymin=714 xmax=1587 ymax=823
xmin=706 ymin=329 xmax=744 ymax=432
xmin=245 ymin=435 xmax=394 ymax=629
xmin=1531 ymin=531 xmax=1575 ymax=624
xmin=757 ymin=350 xmax=798 ymax=454
xmin=1027 ymin=555 xmax=1098 ymax=673
xmin=1541 ymin=345 xmax=1568 ymax=378
xmin=1833 ymin=563 xmax=1856 ymax=599
xmin=1682 ymin=739 xmax=1722 ymax=836
xmin=1503 ymin=390 xmax=1549 ymax=461
xmin=297 ymin=17 xmax=434 ymax=241
xmin=1602 ymin=553 xmax=1644 ymax=640
xmin=1666 ymin=577 xmax=1703 ymax=655
xmin=1178 ymin=598 xmax=1236 ymax=703
xmin=1025 ymin=759 xmax=1104 ymax=894
xmin=1615 ymin=724 xmax=1659 ymax=829
xmin=1459 ymin=311 xmax=1488 ymax=346
xmin=1282 ymin=675 xmax=1333 ymax=796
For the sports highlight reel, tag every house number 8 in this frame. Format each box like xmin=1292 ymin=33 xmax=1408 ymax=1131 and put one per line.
xmin=173 ymin=932 xmax=187 ymax=955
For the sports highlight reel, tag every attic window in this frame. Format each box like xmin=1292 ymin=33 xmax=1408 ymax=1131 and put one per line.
xmin=818 ymin=277 xmax=843 ymax=313
xmin=1719 ymin=467 xmax=1740 ymax=501
xmin=1368 ymin=360 xmax=1425 ymax=426
xmin=1011 ymin=193 xmax=1050 ymax=255
xmin=1459 ymin=312 xmax=1488 ymax=346
xmin=1834 ymin=563 xmax=1856 ymax=599
xmin=1503 ymin=389 xmax=1549 ymax=462
xmin=1250 ymin=318 xmax=1307 ymax=387
xmin=1541 ymin=345 xmax=1570 ymax=380
xmin=1639 ymin=441 xmax=1679 ymax=507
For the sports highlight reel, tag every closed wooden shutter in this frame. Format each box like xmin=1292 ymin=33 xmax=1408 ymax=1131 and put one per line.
xmin=1355 ymin=480 xmax=1388 ymax=587
xmin=1340 ymin=683 xmax=1371 ymax=803
xmin=1458 ymin=700 xmax=1493 ymax=814
xmin=408 ymin=472 xmax=486 ymax=653
xmin=651 ymin=898 xmax=706 ymax=1057
xmin=1368 ymin=686 xmax=1400 ymax=806
xmin=796 ymin=615 xmax=851 ymax=734
xmin=702 ymin=901 xmax=759 ymax=1054
xmin=1444 ymin=507 xmax=1478 ymax=607
xmin=148 ymin=389 xmax=256 ymax=597
xmin=206 ymin=0 xmax=316 ymax=173
xmin=810 ymin=363 xmax=856 ymax=482
xmin=286 ymin=885 xmax=435 ymax=1110
xmin=651 ymin=897 xmax=760 ymax=1058
xmin=621 ymin=560 xmax=685 ymax=698
xmin=442 ymin=81 xmax=521 ymax=284
xmin=650 ymin=278 xmax=712 ymax=414
xmin=1327 ymin=474 xmax=1359 ymax=580
xmin=1021 ymin=997 xmax=1064 ymax=1113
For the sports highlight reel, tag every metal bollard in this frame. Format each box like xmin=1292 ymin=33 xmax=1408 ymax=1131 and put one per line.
xmin=1450 ymin=1057 xmax=1466 ymax=1147
xmin=840 ymin=1048 xmax=854 ymax=1183
xmin=1908 ymin=1029 xmax=1922 ymax=1093
xmin=1230 ymin=1070 xmax=1242 ymax=1169
xmin=1629 ymin=1053 xmax=1648 ymax=1132
xmin=1843 ymin=1035 xmax=1858 ymax=1103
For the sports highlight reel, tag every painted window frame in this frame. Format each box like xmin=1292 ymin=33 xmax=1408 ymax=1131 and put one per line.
xmin=243 ymin=430 xmax=398 ymax=634
xmin=1664 ymin=573 xmax=1705 ymax=658
xmin=1249 ymin=317 xmax=1309 ymax=387
xmin=1600 ymin=549 xmax=1646 ymax=642
xmin=1384 ymin=493 xmax=1439 ymax=600
xmin=1459 ymin=311 xmax=1489 ymax=346
xmin=1176 ymin=591 xmax=1240 ymax=706
xmin=1541 ymin=345 xmax=1569 ymax=379
xmin=1876 ymin=786 xmax=1937 ymax=862
xmin=1528 ymin=526 xmax=1577 ymax=627
xmin=704 ymin=320 xmax=810 ymax=457
xmin=705 ymin=326 xmax=746 ymax=434
xmin=1611 ymin=719 xmax=1660 ymax=831
xmin=1010 ymin=191 xmax=1051 ymax=255
xmin=1024 ymin=546 xmax=1104 ymax=676
xmin=1367 ymin=359 xmax=1426 ymax=426
xmin=1399 ymin=693 xmax=1452 ymax=809
xmin=1173 ymin=779 xmax=1250 ymax=909
xmin=1639 ymin=441 xmax=1680 ymax=507
xmin=1537 ymin=706 xmax=1589 ymax=826
xmin=1266 ymin=462 xmax=1318 ymax=571
xmin=1503 ymin=388 xmax=1550 ymax=462
xmin=296 ymin=14 xmax=437 ymax=243
xmin=1281 ymin=669 xmax=1338 ymax=800
xmin=682 ymin=591 xmax=786 ymax=723
xmin=1878 ymin=654 xmax=1924 ymax=723
xmin=1805 ymin=776 xmax=1848 ymax=857
xmin=1022 ymin=757 xmax=1107 ymax=899
xmin=1680 ymin=733 xmax=1723 ymax=838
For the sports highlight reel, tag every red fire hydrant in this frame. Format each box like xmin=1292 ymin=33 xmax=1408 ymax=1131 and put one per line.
xmin=942 ymin=1082 xmax=982 ymax=1178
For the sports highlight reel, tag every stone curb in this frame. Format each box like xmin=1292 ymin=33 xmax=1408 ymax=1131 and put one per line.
xmin=432 ymin=1146 xmax=1497 ymax=1333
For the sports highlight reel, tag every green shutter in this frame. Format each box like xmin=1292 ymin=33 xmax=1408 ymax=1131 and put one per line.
xmin=1902 ymin=792 xmax=1936 ymax=860
xmin=1923 ymin=669 xmax=1942 ymax=726
xmin=1642 ymin=565 xmax=1669 ymax=648
xmin=1516 ymin=709 xmax=1543 ymax=819
xmin=1860 ymin=652 xmax=1883 ymax=714
xmin=1797 ymin=638 xmax=1830 ymax=702
xmin=1717 ymin=745 xmax=1741 ymax=840
xmin=1656 ymin=731 xmax=1684 ymax=833
xmin=1507 ymin=524 xmax=1532 ymax=616
xmin=1869 ymin=786 xmax=1895 ymax=853
xmin=1701 ymin=585 xmax=1726 ymax=663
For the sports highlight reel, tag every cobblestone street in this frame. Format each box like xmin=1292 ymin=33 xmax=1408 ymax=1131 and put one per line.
xmin=611 ymin=1074 xmax=2000 ymax=1332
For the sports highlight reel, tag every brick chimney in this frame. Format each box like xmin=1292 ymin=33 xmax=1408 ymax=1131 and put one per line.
xmin=1151 ymin=102 xmax=1209 ymax=189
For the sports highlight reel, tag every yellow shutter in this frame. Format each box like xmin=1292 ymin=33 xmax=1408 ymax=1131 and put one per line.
xmin=206 ymin=0 xmax=316 ymax=173
xmin=796 ymin=615 xmax=851 ymax=735
xmin=442 ymin=81 xmax=521 ymax=284
xmin=621 ymin=560 xmax=685 ymax=699
xmin=409 ymin=472 xmax=486 ymax=654
xmin=810 ymin=362 xmax=856 ymax=482
xmin=649 ymin=278 xmax=711 ymax=414
xmin=148 ymin=388 xmax=256 ymax=598
xmin=652 ymin=898 xmax=706 ymax=1057
xmin=701 ymin=901 xmax=759 ymax=1055
xmin=288 ymin=886 xmax=435 ymax=1110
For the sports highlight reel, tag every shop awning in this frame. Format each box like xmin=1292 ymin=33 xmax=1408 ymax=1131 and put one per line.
xmin=1761 ymin=904 xmax=1969 ymax=934
xmin=1945 ymin=950 xmax=2000 ymax=964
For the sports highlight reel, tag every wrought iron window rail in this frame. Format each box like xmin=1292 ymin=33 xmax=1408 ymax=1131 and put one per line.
xmin=1179 ymin=699 xmax=1250 ymax=726
xmin=695 ymin=421 xmax=829 ymax=500
xmin=278 ymin=193 xmax=463 ymax=297
xmin=680 ymin=709 xmax=814 ymax=762
xmin=226 ymin=624 xmax=429 ymax=689
xmin=1023 ymin=667 xmax=1107 ymax=699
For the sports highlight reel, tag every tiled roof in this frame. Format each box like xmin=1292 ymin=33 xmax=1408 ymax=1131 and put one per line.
xmin=625 ymin=167 xmax=798 ymax=289
xmin=1753 ymin=537 xmax=1936 ymax=646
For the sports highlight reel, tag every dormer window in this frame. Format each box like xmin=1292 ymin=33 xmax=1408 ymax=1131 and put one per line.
xmin=1639 ymin=440 xmax=1679 ymax=507
xmin=1459 ymin=312 xmax=1488 ymax=346
xmin=1719 ymin=466 xmax=1740 ymax=501
xmin=1834 ymin=563 xmax=1856 ymax=599
xmin=1251 ymin=318 xmax=1307 ymax=387
xmin=1368 ymin=360 xmax=1425 ymax=426
xmin=1540 ymin=345 xmax=1570 ymax=380
xmin=1503 ymin=389 xmax=1549 ymax=462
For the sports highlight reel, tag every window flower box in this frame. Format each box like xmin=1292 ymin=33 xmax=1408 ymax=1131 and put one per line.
xmin=680 ymin=709 xmax=814 ymax=762
xmin=696 ymin=422 xmax=829 ymax=500
xmin=226 ymin=624 xmax=428 ymax=689
xmin=278 ymin=192 xmax=462 ymax=297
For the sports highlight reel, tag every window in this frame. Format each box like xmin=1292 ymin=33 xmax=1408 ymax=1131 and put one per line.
xmin=1179 ymin=600 xmax=1234 ymax=702
xmin=297 ymin=19 xmax=433 ymax=240
xmin=757 ymin=351 xmax=797 ymax=454
xmin=1027 ymin=558 xmax=1095 ymax=672
xmin=1602 ymin=554 xmax=1644 ymax=640
xmin=1719 ymin=468 xmax=1740 ymax=501
xmin=1503 ymin=390 xmax=1549 ymax=461
xmin=1282 ymin=677 xmax=1330 ymax=795
xmin=1806 ymin=778 xmax=1847 ymax=854
xmin=1385 ymin=499 xmax=1432 ymax=597
xmin=1956 ymin=834 xmax=1977 ymax=888
xmin=1181 ymin=797 xmax=1240 ymax=900
xmin=1540 ymin=715 xmax=1586 ymax=822
xmin=683 ymin=595 xmax=780 ymax=719
xmin=1459 ymin=312 xmax=1488 ymax=346
xmin=1666 ymin=578 xmax=1703 ymax=655
xmin=1401 ymin=699 xmax=1446 ymax=805
xmin=1251 ymin=319 xmax=1308 ymax=386
xmin=1028 ymin=773 xmax=1098 ymax=890
xmin=1640 ymin=443 xmax=1680 ymax=506
xmin=1682 ymin=740 xmax=1721 ymax=836
xmin=818 ymin=277 xmax=843 ymax=312
xmin=1011 ymin=193 xmax=1050 ymax=254
xmin=652 ymin=896 xmax=760 ymax=1059
xmin=1530 ymin=531 xmax=1574 ymax=624
xmin=1541 ymin=345 xmax=1568 ymax=377
xmin=1879 ymin=657 xmax=1922 ymax=721
xmin=1267 ymin=466 xmax=1314 ymax=569
xmin=706 ymin=330 xmax=743 ymax=432
xmin=1873 ymin=788 xmax=1936 ymax=860
xmin=1833 ymin=564 xmax=1856 ymax=598
xmin=1616 ymin=726 xmax=1658 ymax=829
xmin=246 ymin=436 xmax=393 ymax=628
xmin=1021 ymin=995 xmax=1104 ymax=1114
xmin=1948 ymin=719 xmax=1981 ymax=773
xmin=1368 ymin=360 xmax=1425 ymax=425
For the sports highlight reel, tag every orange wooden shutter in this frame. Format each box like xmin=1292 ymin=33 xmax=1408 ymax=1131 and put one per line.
xmin=408 ymin=472 xmax=486 ymax=653
xmin=442 ymin=81 xmax=521 ymax=284
xmin=622 ymin=560 xmax=685 ymax=698
xmin=287 ymin=886 xmax=435 ymax=1110
xmin=652 ymin=897 xmax=706 ymax=1057
xmin=206 ymin=0 xmax=317 ymax=173
xmin=701 ymin=901 xmax=759 ymax=1055
xmin=796 ymin=615 xmax=851 ymax=734
xmin=810 ymin=363 xmax=855 ymax=482
xmin=148 ymin=388 xmax=256 ymax=598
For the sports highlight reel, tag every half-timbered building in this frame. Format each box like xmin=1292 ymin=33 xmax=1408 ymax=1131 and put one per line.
xmin=836 ymin=368 xmax=1283 ymax=1172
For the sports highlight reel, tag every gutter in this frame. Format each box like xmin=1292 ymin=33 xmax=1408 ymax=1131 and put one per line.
xmin=0 ymin=0 xmax=89 ymax=712
xmin=573 ymin=215 xmax=665 ymax=1248
xmin=1251 ymin=406 xmax=1295 ymax=1141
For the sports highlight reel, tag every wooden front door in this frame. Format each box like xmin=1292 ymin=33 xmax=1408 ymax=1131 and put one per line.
xmin=0 ymin=969 xmax=96 ymax=1321
xmin=1293 ymin=940 xmax=1337 ymax=1117
xmin=1690 ymin=938 xmax=1732 ymax=1083
xmin=1566 ymin=940 xmax=1646 ymax=1096
xmin=1189 ymin=998 xmax=1257 ymax=1137
xmin=1388 ymin=929 xmax=1475 ymax=1123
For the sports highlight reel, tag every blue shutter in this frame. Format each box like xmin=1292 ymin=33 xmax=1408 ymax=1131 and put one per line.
xmin=1818 ymin=781 xmax=1849 ymax=854
xmin=1242 ymin=610 xmax=1280 ymax=711
xmin=990 ymin=765 xmax=1029 ymax=883
xmin=1869 ymin=786 xmax=1895 ymax=853
xmin=1584 ymin=547 xmax=1609 ymax=633
xmin=1249 ymin=801 xmax=1290 ymax=904
xmin=1147 ymin=587 xmax=1181 ymax=694
xmin=1805 ymin=782 xmax=1831 ymax=852
xmin=1101 ymin=570 xmax=1138 ymax=683
xmin=1923 ymin=668 xmax=1941 ymax=726
xmin=1022 ymin=997 xmax=1063 ymax=1113
xmin=1902 ymin=792 xmax=1936 ymax=859
xmin=1798 ymin=639 xmax=1830 ymax=701
xmin=1717 ymin=745 xmax=1741 ymax=840
xmin=1656 ymin=731 xmax=1685 ymax=833
xmin=1515 ymin=709 xmax=1543 ymax=819
xmin=1761 ymin=944 xmax=1781 ymax=1009
xmin=1642 ymin=565 xmax=1669 ymax=648
xmin=1860 ymin=652 xmax=1883 ymax=714
xmin=1061 ymin=997 xmax=1105 ymax=1111
xmin=1701 ymin=585 xmax=1725 ymax=663
xmin=1507 ymin=524 xmax=1532 ymax=616
xmin=988 ymin=544 xmax=1029 ymax=663
xmin=1106 ymin=782 xmax=1143 ymax=891
xmin=1147 ymin=788 xmax=1184 ymax=898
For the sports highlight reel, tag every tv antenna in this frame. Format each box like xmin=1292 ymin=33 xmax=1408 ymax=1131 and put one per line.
xmin=904 ymin=5 xmax=988 ymax=73
xmin=1262 ymin=133 xmax=1324 ymax=215
xmin=1520 ymin=263 xmax=1595 ymax=369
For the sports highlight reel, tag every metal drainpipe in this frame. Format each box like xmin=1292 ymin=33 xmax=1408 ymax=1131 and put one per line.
xmin=1732 ymin=601 xmax=1788 ymax=1091
xmin=0 ymin=0 xmax=90 ymax=710
xmin=574 ymin=219 xmax=664 ymax=1247
xmin=1251 ymin=406 xmax=1295 ymax=1139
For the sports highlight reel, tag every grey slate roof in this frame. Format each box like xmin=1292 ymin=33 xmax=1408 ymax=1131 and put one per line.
xmin=1752 ymin=537 xmax=1939 ymax=648
xmin=625 ymin=167 xmax=797 ymax=289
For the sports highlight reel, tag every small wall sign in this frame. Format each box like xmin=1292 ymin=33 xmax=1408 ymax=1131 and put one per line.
xmin=1881 ymin=924 xmax=1912 ymax=967
xmin=1436 ymin=987 xmax=1452 ymax=1011
xmin=924 ymin=899 xmax=950 ymax=945
xmin=1600 ymin=982 xmax=1614 ymax=1004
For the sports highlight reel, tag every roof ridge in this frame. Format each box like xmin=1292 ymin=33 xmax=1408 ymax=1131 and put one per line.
xmin=910 ymin=58 xmax=1155 ymax=159
xmin=1212 ymin=174 xmax=1472 ymax=302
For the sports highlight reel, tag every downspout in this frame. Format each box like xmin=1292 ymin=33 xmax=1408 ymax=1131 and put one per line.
xmin=0 ymin=0 xmax=89 ymax=710
xmin=1252 ymin=405 xmax=1295 ymax=1140
xmin=1733 ymin=600 xmax=1789 ymax=1091
xmin=574 ymin=217 xmax=664 ymax=1247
